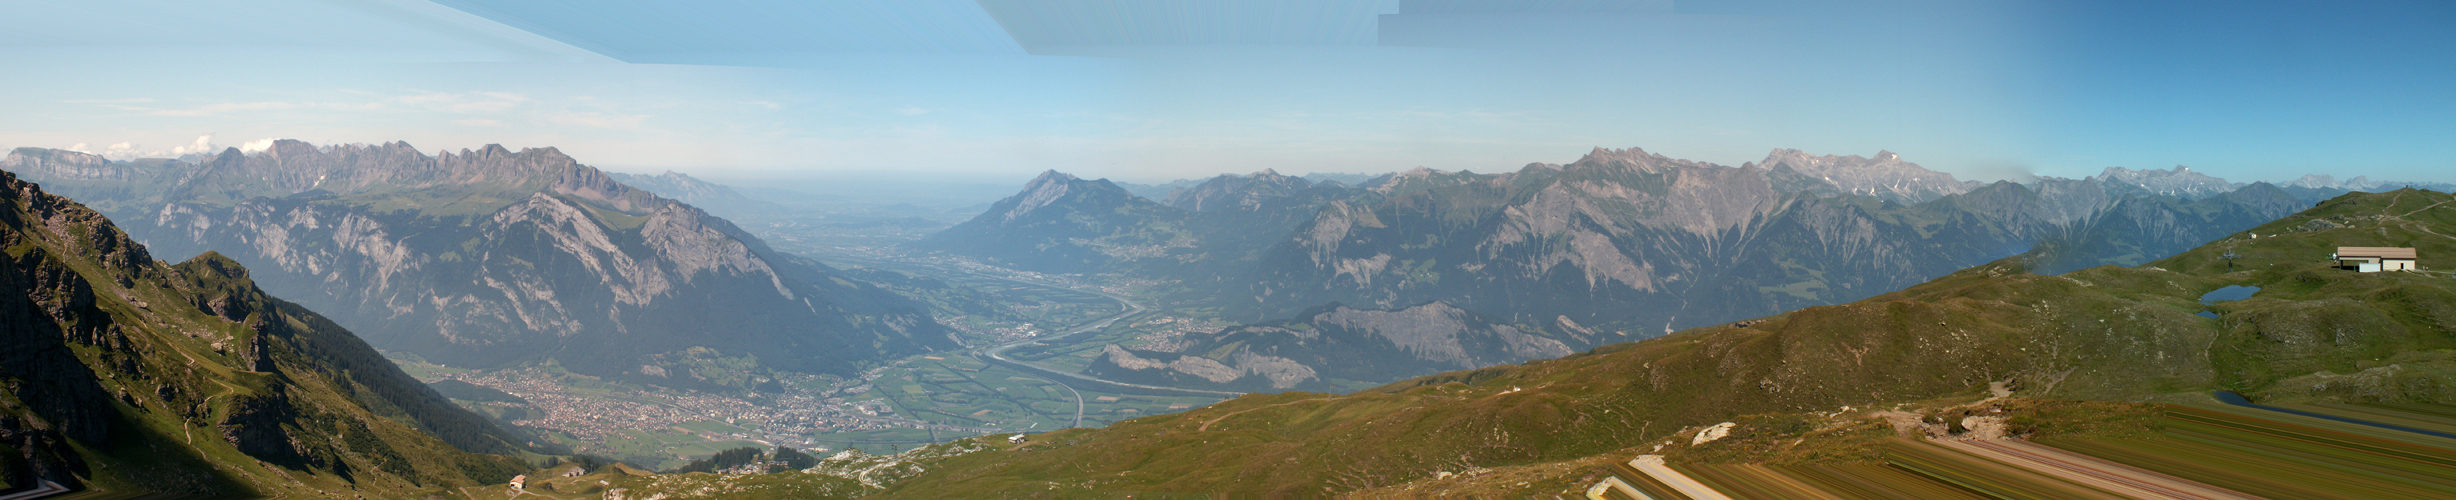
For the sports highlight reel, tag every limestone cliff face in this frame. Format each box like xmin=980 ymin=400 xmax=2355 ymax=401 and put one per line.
xmin=7 ymin=141 xmax=953 ymax=384
xmin=0 ymin=169 xmax=528 ymax=495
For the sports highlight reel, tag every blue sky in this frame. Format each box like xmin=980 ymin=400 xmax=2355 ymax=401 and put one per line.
xmin=2 ymin=0 xmax=2450 ymax=186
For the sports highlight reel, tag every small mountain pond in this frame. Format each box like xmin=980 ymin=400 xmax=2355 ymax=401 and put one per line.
xmin=2195 ymin=285 xmax=2260 ymax=318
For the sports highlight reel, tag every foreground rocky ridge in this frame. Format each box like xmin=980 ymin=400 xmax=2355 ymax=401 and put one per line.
xmin=4 ymin=142 xmax=955 ymax=386
xmin=0 ymin=168 xmax=528 ymax=496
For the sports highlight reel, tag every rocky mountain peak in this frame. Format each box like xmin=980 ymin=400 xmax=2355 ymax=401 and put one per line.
xmin=1569 ymin=146 xmax=1673 ymax=172
xmin=1026 ymin=169 xmax=1079 ymax=187
xmin=1756 ymin=148 xmax=1975 ymax=204
xmin=1000 ymin=170 xmax=1106 ymax=222
xmin=2093 ymin=165 xmax=2242 ymax=199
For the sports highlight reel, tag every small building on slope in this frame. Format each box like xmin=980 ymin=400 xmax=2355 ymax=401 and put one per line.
xmin=2335 ymin=247 xmax=2418 ymax=272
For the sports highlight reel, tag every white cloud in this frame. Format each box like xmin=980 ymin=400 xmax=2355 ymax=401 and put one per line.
xmin=169 ymin=135 xmax=215 ymax=155
xmin=61 ymin=134 xmax=268 ymax=160
xmin=454 ymin=118 xmax=505 ymax=127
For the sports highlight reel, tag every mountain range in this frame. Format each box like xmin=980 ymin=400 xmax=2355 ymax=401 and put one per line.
xmin=919 ymin=147 xmax=2312 ymax=390
xmin=2 ymin=142 xmax=956 ymax=388
xmin=0 ymin=168 xmax=528 ymax=496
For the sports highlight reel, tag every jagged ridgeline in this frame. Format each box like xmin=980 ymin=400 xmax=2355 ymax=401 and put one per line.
xmin=0 ymin=169 xmax=528 ymax=496
xmin=857 ymin=188 xmax=2456 ymax=497
xmin=3 ymin=142 xmax=956 ymax=387
xmin=924 ymin=147 xmax=2307 ymax=341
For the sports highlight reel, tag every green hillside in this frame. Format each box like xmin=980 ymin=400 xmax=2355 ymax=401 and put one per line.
xmin=844 ymin=188 xmax=2454 ymax=496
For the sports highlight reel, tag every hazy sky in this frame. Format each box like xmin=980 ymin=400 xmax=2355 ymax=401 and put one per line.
xmin=2 ymin=0 xmax=2450 ymax=186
